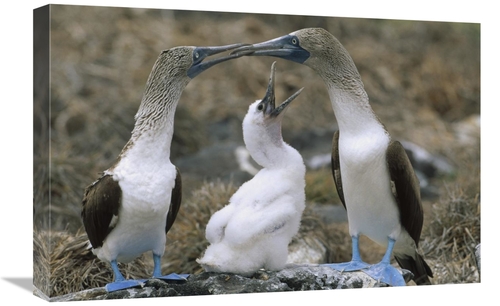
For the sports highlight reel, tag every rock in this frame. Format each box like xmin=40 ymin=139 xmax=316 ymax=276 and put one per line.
xmin=400 ymin=140 xmax=454 ymax=177
xmin=287 ymin=236 xmax=328 ymax=264
xmin=234 ymin=145 xmax=260 ymax=176
xmin=40 ymin=265 xmax=414 ymax=301
xmin=400 ymin=140 xmax=454 ymax=198
xmin=452 ymin=114 xmax=480 ymax=147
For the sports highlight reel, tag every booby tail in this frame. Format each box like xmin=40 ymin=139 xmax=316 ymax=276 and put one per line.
xmin=394 ymin=252 xmax=433 ymax=285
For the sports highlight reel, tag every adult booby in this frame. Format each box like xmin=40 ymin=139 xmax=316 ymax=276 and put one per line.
xmin=233 ymin=28 xmax=433 ymax=286
xmin=81 ymin=43 xmax=246 ymax=292
xmin=197 ymin=62 xmax=305 ymax=276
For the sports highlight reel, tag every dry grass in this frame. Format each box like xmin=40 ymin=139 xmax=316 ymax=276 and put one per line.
xmin=33 ymin=4 xmax=480 ymax=297
xmin=163 ymin=180 xmax=238 ymax=275
xmin=420 ymin=161 xmax=480 ymax=284
xmin=34 ymin=229 xmax=150 ymax=297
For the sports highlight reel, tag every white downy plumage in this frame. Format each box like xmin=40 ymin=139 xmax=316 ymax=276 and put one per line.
xmin=197 ymin=62 xmax=306 ymax=276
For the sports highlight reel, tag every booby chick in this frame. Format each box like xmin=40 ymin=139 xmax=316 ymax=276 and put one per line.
xmin=197 ymin=62 xmax=305 ymax=276
xmin=233 ymin=28 xmax=433 ymax=286
xmin=81 ymin=42 xmax=246 ymax=292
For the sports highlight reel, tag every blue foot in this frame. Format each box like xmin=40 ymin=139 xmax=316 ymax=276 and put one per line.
xmin=361 ymin=238 xmax=406 ymax=286
xmin=362 ymin=263 xmax=406 ymax=286
xmin=106 ymin=260 xmax=145 ymax=292
xmin=154 ymin=273 xmax=189 ymax=282
xmin=105 ymin=279 xmax=144 ymax=292
xmin=325 ymin=235 xmax=370 ymax=272
xmin=323 ymin=260 xmax=371 ymax=272
xmin=151 ymin=254 xmax=189 ymax=283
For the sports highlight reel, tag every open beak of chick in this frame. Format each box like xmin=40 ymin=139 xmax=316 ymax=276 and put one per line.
xmin=187 ymin=43 xmax=249 ymax=78
xmin=259 ymin=61 xmax=304 ymax=118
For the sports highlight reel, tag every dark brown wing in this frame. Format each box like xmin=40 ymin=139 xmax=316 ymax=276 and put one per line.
xmin=165 ymin=167 xmax=182 ymax=234
xmin=331 ymin=130 xmax=346 ymax=209
xmin=386 ymin=140 xmax=424 ymax=245
xmin=387 ymin=141 xmax=434 ymax=284
xmin=81 ymin=174 xmax=121 ymax=249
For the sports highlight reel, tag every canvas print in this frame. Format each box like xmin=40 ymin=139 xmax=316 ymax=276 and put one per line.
xmin=33 ymin=4 xmax=480 ymax=301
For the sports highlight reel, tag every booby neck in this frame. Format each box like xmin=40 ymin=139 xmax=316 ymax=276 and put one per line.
xmin=113 ymin=42 xmax=248 ymax=163
xmin=131 ymin=52 xmax=190 ymax=149
xmin=303 ymin=34 xmax=385 ymax=137
xmin=325 ymin=82 xmax=386 ymax=138
xmin=243 ymin=118 xmax=301 ymax=170
xmin=232 ymin=28 xmax=386 ymax=137
xmin=242 ymin=61 xmax=304 ymax=170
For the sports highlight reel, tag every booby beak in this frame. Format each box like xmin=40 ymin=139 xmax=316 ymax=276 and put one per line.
xmin=231 ymin=34 xmax=310 ymax=64
xmin=187 ymin=43 xmax=249 ymax=78
xmin=259 ymin=62 xmax=304 ymax=118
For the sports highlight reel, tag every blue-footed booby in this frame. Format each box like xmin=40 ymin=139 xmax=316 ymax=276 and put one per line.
xmin=197 ymin=62 xmax=305 ymax=276
xmin=233 ymin=28 xmax=433 ymax=286
xmin=81 ymin=43 xmax=246 ymax=292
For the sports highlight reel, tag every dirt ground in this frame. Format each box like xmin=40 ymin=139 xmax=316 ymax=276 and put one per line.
xmin=33 ymin=4 xmax=480 ymax=296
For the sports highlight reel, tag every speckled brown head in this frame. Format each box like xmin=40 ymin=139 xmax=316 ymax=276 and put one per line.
xmin=132 ymin=43 xmax=247 ymax=136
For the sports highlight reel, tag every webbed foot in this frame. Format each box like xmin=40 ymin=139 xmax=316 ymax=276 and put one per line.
xmin=105 ymin=279 xmax=144 ymax=292
xmin=153 ymin=273 xmax=189 ymax=283
xmin=363 ymin=263 xmax=406 ymax=286
xmin=323 ymin=260 xmax=370 ymax=272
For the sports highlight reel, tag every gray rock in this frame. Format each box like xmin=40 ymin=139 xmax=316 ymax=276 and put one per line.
xmin=452 ymin=114 xmax=480 ymax=147
xmin=41 ymin=265 xmax=414 ymax=301
xmin=400 ymin=140 xmax=454 ymax=198
xmin=287 ymin=236 xmax=328 ymax=264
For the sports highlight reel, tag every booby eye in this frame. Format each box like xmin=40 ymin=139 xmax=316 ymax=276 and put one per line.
xmin=195 ymin=52 xmax=200 ymax=59
xmin=257 ymin=104 xmax=264 ymax=111
xmin=291 ymin=37 xmax=298 ymax=45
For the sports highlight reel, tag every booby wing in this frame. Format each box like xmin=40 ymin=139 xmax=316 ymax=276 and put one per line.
xmin=81 ymin=174 xmax=121 ymax=249
xmin=331 ymin=130 xmax=346 ymax=209
xmin=385 ymin=140 xmax=423 ymax=244
xmin=165 ymin=167 xmax=182 ymax=233
xmin=386 ymin=141 xmax=434 ymax=284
